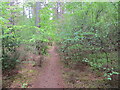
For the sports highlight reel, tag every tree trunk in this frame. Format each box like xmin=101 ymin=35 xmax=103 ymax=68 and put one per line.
xmin=35 ymin=2 xmax=41 ymax=27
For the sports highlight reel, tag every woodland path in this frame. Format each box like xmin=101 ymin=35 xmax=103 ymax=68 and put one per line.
xmin=33 ymin=44 xmax=65 ymax=88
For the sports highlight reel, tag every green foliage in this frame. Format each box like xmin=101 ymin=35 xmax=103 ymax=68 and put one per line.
xmin=21 ymin=83 xmax=28 ymax=88
xmin=1 ymin=2 xmax=119 ymax=85
xmin=1 ymin=2 xmax=56 ymax=71
xmin=57 ymin=2 xmax=119 ymax=81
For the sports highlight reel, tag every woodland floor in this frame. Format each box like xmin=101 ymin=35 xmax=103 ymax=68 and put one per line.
xmin=32 ymin=45 xmax=65 ymax=88
xmin=3 ymin=44 xmax=117 ymax=88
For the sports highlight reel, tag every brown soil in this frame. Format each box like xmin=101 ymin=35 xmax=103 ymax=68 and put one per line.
xmin=3 ymin=45 xmax=118 ymax=88
xmin=32 ymin=45 xmax=65 ymax=88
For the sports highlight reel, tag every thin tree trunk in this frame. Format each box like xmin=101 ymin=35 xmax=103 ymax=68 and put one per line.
xmin=35 ymin=2 xmax=41 ymax=27
xmin=2 ymin=27 xmax=5 ymax=57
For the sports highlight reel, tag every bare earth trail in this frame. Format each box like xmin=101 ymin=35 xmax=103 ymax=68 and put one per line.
xmin=33 ymin=45 xmax=65 ymax=88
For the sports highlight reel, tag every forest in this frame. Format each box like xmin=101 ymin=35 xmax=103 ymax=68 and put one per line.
xmin=0 ymin=1 xmax=119 ymax=88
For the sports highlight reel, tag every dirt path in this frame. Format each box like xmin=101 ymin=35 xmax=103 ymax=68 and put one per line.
xmin=33 ymin=45 xmax=65 ymax=88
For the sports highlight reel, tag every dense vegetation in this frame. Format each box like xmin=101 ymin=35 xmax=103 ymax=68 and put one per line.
xmin=0 ymin=1 xmax=119 ymax=88
xmin=1 ymin=2 xmax=55 ymax=71
xmin=57 ymin=2 xmax=119 ymax=81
